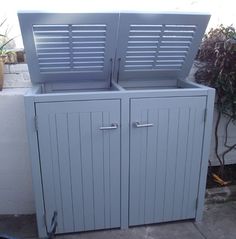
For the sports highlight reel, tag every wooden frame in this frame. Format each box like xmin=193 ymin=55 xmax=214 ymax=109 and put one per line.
xmin=20 ymin=12 xmax=214 ymax=238
xmin=24 ymin=81 xmax=215 ymax=237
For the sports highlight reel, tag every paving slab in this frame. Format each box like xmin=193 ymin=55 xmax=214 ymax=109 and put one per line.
xmin=56 ymin=221 xmax=204 ymax=239
xmin=195 ymin=201 xmax=236 ymax=239
xmin=1 ymin=201 xmax=236 ymax=239
xmin=148 ymin=221 xmax=205 ymax=239
xmin=0 ymin=214 xmax=37 ymax=238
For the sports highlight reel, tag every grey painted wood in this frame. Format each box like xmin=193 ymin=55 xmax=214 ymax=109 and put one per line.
xmin=29 ymin=85 xmax=209 ymax=102
xmin=139 ymin=111 xmax=148 ymax=224
xmin=91 ymin=112 xmax=105 ymax=229
xmin=102 ymin=112 xmax=111 ymax=228
xmin=187 ymin=107 xmax=205 ymax=217
xmin=120 ymin=96 xmax=130 ymax=229
xmin=154 ymin=109 xmax=168 ymax=222
xmin=163 ymin=107 xmax=179 ymax=221
xmin=18 ymin=13 xmax=119 ymax=86
xmin=79 ymin=112 xmax=95 ymax=230
xmin=25 ymin=86 xmax=214 ymax=236
xmin=56 ymin=114 xmax=74 ymax=232
xmin=109 ymin=106 xmax=121 ymax=228
xmin=172 ymin=108 xmax=189 ymax=220
xmin=182 ymin=108 xmax=195 ymax=219
xmin=21 ymin=12 xmax=215 ymax=237
xmin=129 ymin=109 xmax=142 ymax=225
xmin=144 ymin=109 xmax=158 ymax=224
xmin=129 ymin=96 xmax=206 ymax=226
xmin=48 ymin=114 xmax=64 ymax=232
xmin=115 ymin=13 xmax=210 ymax=83
xmin=36 ymin=100 xmax=121 ymax=233
xmin=67 ymin=113 xmax=84 ymax=231
xmin=24 ymin=96 xmax=47 ymax=238
xmin=196 ymin=88 xmax=215 ymax=220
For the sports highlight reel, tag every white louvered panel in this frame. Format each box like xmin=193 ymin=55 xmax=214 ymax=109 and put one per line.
xmin=156 ymin=24 xmax=196 ymax=71
xmin=71 ymin=25 xmax=106 ymax=72
xmin=33 ymin=25 xmax=70 ymax=73
xmin=33 ymin=24 xmax=106 ymax=73
xmin=124 ymin=25 xmax=160 ymax=71
xmin=124 ymin=24 xmax=196 ymax=72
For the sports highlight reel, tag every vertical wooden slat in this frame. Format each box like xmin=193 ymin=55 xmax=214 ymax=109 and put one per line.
xmin=129 ymin=109 xmax=142 ymax=225
xmin=144 ymin=109 xmax=158 ymax=223
xmin=67 ymin=113 xmax=84 ymax=231
xmin=102 ymin=112 xmax=111 ymax=228
xmin=154 ymin=109 xmax=168 ymax=222
xmin=163 ymin=108 xmax=179 ymax=221
xmin=80 ymin=112 xmax=95 ymax=230
xmin=48 ymin=114 xmax=64 ymax=233
xmin=182 ymin=109 xmax=195 ymax=218
xmin=120 ymin=96 xmax=130 ymax=229
xmin=109 ymin=108 xmax=121 ymax=228
xmin=91 ymin=112 xmax=105 ymax=229
xmin=172 ymin=108 xmax=189 ymax=220
xmin=196 ymin=89 xmax=215 ymax=221
xmin=55 ymin=113 xmax=74 ymax=232
xmin=138 ymin=111 xmax=148 ymax=225
xmin=37 ymin=114 xmax=57 ymax=231
xmin=187 ymin=108 xmax=205 ymax=217
xmin=25 ymin=97 xmax=47 ymax=238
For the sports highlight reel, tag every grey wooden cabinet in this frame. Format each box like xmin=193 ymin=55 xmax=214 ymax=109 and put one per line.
xmin=36 ymin=100 xmax=121 ymax=233
xmin=129 ymin=97 xmax=206 ymax=225
xmin=18 ymin=12 xmax=215 ymax=238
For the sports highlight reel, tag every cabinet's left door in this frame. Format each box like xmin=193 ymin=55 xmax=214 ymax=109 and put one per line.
xmin=35 ymin=100 xmax=121 ymax=234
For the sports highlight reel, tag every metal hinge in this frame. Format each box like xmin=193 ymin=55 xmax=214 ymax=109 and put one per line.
xmin=34 ymin=116 xmax=38 ymax=131
xmin=204 ymin=109 xmax=207 ymax=122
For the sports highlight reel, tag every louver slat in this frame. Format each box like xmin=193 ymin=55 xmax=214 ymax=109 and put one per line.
xmin=123 ymin=24 xmax=196 ymax=71
xmin=18 ymin=13 xmax=119 ymax=85
xmin=33 ymin=24 xmax=106 ymax=73
xmin=115 ymin=13 xmax=210 ymax=82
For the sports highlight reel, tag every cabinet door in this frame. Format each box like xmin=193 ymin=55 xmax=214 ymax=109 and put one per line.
xmin=129 ymin=97 xmax=206 ymax=226
xmin=36 ymin=100 xmax=121 ymax=233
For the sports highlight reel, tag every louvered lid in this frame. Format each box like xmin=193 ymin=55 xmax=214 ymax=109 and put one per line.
xmin=115 ymin=13 xmax=210 ymax=83
xmin=18 ymin=12 xmax=119 ymax=86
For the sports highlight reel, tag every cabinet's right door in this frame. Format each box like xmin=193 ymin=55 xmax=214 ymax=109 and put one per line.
xmin=129 ymin=96 xmax=206 ymax=226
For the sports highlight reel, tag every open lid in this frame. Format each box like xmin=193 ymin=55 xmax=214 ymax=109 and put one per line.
xmin=18 ymin=12 xmax=119 ymax=87
xmin=115 ymin=13 xmax=210 ymax=83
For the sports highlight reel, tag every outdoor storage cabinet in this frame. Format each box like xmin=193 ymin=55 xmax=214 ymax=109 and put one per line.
xmin=19 ymin=12 xmax=215 ymax=238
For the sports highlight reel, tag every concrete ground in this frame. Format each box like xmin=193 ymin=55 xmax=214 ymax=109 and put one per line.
xmin=0 ymin=201 xmax=236 ymax=239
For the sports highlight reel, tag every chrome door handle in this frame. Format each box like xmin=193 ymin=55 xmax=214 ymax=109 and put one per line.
xmin=134 ymin=122 xmax=154 ymax=128
xmin=100 ymin=123 xmax=118 ymax=130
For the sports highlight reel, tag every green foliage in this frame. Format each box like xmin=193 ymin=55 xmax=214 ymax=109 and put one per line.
xmin=0 ymin=18 xmax=15 ymax=56
xmin=195 ymin=25 xmax=236 ymax=171
xmin=195 ymin=25 xmax=236 ymax=120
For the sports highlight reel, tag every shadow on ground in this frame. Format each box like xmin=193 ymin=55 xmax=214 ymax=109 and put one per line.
xmin=0 ymin=201 xmax=235 ymax=239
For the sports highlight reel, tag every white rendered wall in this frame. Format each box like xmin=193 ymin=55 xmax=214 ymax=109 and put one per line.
xmin=0 ymin=65 xmax=34 ymax=214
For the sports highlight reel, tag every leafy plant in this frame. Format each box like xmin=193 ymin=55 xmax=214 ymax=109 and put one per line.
xmin=195 ymin=25 xmax=236 ymax=176
xmin=0 ymin=18 xmax=15 ymax=56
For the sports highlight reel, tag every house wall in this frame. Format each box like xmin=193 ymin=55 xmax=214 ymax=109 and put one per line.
xmin=0 ymin=88 xmax=35 ymax=214
xmin=0 ymin=65 xmax=34 ymax=214
xmin=0 ymin=64 xmax=235 ymax=214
